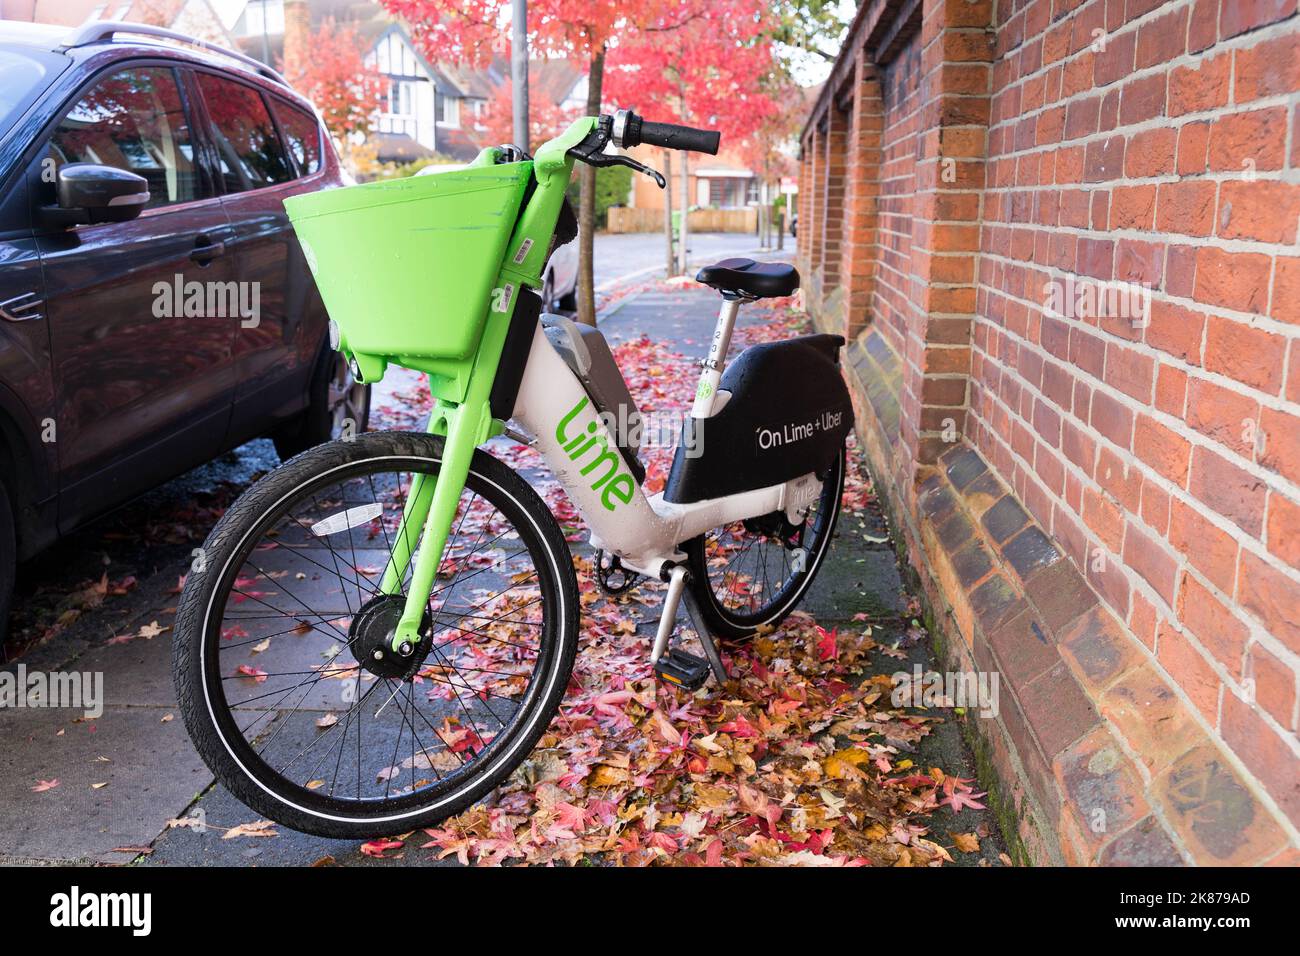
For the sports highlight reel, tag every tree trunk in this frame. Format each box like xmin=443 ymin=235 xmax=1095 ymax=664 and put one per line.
xmin=662 ymin=150 xmax=675 ymax=277
xmin=575 ymin=43 xmax=605 ymax=327
xmin=678 ymin=151 xmax=690 ymax=277
xmin=777 ymin=188 xmax=785 ymax=252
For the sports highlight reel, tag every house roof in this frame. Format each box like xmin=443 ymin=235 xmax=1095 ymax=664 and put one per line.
xmin=387 ymin=33 xmax=582 ymax=107
xmin=370 ymin=130 xmax=434 ymax=163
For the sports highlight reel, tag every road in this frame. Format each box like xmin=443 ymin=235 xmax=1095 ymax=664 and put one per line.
xmin=592 ymin=230 xmax=792 ymax=290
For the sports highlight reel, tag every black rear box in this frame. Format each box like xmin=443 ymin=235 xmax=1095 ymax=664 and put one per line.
xmin=663 ymin=333 xmax=854 ymax=504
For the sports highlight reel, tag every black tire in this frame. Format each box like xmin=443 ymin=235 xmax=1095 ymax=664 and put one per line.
xmin=273 ymin=346 xmax=371 ymax=460
xmin=686 ymin=446 xmax=845 ymax=641
xmin=0 ymin=481 xmax=14 ymax=646
xmin=173 ymin=431 xmax=579 ymax=838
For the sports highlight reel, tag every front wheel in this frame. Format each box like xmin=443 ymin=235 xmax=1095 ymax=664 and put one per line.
xmin=173 ymin=431 xmax=578 ymax=838
xmin=686 ymin=446 xmax=845 ymax=641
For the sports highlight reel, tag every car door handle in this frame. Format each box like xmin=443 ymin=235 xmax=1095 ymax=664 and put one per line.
xmin=190 ymin=237 xmax=226 ymax=263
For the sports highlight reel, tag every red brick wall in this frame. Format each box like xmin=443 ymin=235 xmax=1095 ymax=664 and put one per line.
xmin=800 ymin=0 xmax=1300 ymax=861
xmin=970 ymin=0 xmax=1300 ymax=828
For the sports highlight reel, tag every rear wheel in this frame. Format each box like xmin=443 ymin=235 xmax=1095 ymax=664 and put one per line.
xmin=173 ymin=431 xmax=578 ymax=838
xmin=686 ymin=447 xmax=845 ymax=641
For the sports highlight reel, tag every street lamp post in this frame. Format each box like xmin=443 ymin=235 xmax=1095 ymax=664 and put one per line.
xmin=512 ymin=0 xmax=529 ymax=152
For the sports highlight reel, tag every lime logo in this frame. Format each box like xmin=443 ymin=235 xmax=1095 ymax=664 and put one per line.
xmin=555 ymin=397 xmax=634 ymax=512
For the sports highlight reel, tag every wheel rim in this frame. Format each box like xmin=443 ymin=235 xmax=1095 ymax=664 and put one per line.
xmin=199 ymin=455 xmax=561 ymax=819
xmin=328 ymin=355 xmax=368 ymax=440
xmin=698 ymin=450 xmax=844 ymax=628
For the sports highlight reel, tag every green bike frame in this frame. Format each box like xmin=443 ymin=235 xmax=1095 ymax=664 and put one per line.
xmin=372 ymin=117 xmax=598 ymax=651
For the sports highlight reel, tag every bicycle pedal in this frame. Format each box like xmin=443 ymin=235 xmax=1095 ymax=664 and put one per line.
xmin=654 ymin=648 xmax=711 ymax=690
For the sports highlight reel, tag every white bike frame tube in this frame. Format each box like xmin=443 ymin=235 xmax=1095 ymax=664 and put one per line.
xmin=511 ymin=324 xmax=824 ymax=575
xmin=691 ymin=298 xmax=739 ymax=418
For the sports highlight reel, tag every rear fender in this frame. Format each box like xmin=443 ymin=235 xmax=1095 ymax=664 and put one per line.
xmin=663 ymin=334 xmax=853 ymax=504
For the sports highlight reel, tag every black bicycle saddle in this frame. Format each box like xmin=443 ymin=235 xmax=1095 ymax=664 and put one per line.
xmin=695 ymin=258 xmax=800 ymax=299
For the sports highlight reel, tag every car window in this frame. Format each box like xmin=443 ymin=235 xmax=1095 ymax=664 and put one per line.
xmin=0 ymin=47 xmax=63 ymax=143
xmin=196 ymin=73 xmax=292 ymax=192
xmin=47 ymin=66 xmax=204 ymax=209
xmin=272 ymin=99 xmax=322 ymax=176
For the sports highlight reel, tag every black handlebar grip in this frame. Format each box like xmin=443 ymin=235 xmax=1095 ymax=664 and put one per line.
xmin=636 ymin=119 xmax=720 ymax=155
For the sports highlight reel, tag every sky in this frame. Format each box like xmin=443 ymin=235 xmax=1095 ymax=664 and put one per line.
xmin=782 ymin=0 xmax=856 ymax=87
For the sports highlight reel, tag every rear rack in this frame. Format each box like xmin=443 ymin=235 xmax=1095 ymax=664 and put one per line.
xmin=56 ymin=20 xmax=290 ymax=88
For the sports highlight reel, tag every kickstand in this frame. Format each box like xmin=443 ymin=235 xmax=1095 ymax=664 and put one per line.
xmin=682 ymin=589 xmax=728 ymax=684
xmin=651 ymin=565 xmax=729 ymax=689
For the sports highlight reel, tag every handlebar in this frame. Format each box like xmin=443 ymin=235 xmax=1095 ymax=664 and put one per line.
xmin=612 ymin=110 xmax=720 ymax=155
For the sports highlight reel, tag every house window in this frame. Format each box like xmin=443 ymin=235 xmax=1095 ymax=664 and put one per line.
xmin=437 ymin=95 xmax=459 ymax=127
xmin=709 ymin=178 xmax=751 ymax=208
xmin=379 ymin=80 xmax=417 ymax=137
xmin=387 ymin=80 xmax=413 ymax=117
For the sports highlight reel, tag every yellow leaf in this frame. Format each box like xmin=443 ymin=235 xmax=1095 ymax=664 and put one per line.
xmin=223 ymin=820 xmax=278 ymax=840
xmin=587 ymin=764 xmax=629 ymax=788
xmin=137 ymin=620 xmax=168 ymax=640
xmin=822 ymin=747 xmax=872 ymax=780
xmin=951 ymin=831 xmax=980 ymax=853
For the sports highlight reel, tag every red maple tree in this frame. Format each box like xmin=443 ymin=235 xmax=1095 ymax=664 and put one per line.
xmin=281 ymin=17 xmax=383 ymax=142
xmin=467 ymin=67 xmax=580 ymax=151
xmin=381 ymin=0 xmax=724 ymax=323
xmin=602 ymin=0 xmax=782 ymax=272
xmin=602 ymin=0 xmax=780 ymax=143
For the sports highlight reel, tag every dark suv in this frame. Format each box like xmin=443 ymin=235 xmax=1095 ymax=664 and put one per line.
xmin=0 ymin=22 xmax=367 ymax=638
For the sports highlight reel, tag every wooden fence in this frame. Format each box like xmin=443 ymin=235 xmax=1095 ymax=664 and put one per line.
xmin=606 ymin=206 xmax=759 ymax=234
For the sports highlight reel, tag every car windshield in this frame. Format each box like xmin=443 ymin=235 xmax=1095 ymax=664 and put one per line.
xmin=0 ymin=46 xmax=61 ymax=142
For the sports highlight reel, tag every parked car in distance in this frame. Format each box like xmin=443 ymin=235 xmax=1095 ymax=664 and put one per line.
xmin=0 ymin=21 xmax=368 ymax=641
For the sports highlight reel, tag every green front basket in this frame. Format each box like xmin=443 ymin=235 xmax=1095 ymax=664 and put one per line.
xmin=284 ymin=163 xmax=531 ymax=387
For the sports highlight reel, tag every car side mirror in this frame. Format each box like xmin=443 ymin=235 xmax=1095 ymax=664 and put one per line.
xmin=48 ymin=163 xmax=150 ymax=226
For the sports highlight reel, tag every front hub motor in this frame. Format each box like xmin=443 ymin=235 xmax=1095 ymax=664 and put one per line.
xmin=349 ymin=594 xmax=433 ymax=680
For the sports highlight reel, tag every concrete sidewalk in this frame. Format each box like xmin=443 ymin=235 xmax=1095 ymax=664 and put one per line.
xmin=1 ymin=284 xmax=1005 ymax=866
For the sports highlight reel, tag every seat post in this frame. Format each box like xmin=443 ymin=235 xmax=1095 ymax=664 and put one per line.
xmin=691 ymin=295 xmax=741 ymax=418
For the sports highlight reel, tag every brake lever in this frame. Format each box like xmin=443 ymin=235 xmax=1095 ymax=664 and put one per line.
xmin=567 ymin=117 xmax=666 ymax=188
xmin=617 ymin=155 xmax=666 ymax=188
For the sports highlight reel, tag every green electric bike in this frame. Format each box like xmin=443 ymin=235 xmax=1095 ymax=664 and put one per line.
xmin=172 ymin=111 xmax=855 ymax=837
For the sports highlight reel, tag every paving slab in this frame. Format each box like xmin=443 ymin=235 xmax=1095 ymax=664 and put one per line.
xmin=0 ymin=701 xmax=210 ymax=864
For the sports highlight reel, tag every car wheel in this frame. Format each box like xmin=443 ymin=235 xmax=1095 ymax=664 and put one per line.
xmin=0 ymin=480 xmax=15 ymax=646
xmin=273 ymin=346 xmax=371 ymax=460
xmin=541 ymin=272 xmax=557 ymax=313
